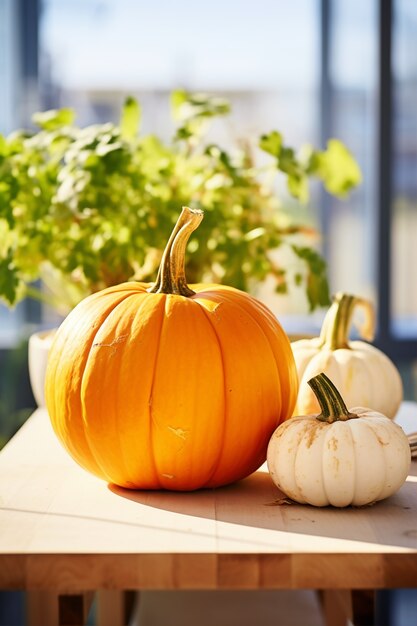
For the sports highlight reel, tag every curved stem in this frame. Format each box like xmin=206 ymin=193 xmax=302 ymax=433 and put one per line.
xmin=148 ymin=206 xmax=204 ymax=296
xmin=308 ymin=373 xmax=358 ymax=423
xmin=319 ymin=292 xmax=375 ymax=350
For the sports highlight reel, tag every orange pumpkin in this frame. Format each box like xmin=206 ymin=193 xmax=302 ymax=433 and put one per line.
xmin=45 ymin=207 xmax=297 ymax=490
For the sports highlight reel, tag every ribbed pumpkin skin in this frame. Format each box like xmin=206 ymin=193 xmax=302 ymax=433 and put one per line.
xmin=291 ymin=293 xmax=403 ymax=419
xmin=267 ymin=407 xmax=411 ymax=507
xmin=45 ymin=281 xmax=297 ymax=491
xmin=291 ymin=338 xmax=403 ymax=418
xmin=267 ymin=373 xmax=410 ymax=508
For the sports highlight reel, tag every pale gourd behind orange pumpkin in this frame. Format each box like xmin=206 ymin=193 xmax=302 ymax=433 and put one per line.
xmin=45 ymin=207 xmax=298 ymax=490
xmin=291 ymin=293 xmax=403 ymax=418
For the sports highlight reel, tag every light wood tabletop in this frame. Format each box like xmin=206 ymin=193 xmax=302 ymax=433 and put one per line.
xmin=0 ymin=404 xmax=416 ymax=624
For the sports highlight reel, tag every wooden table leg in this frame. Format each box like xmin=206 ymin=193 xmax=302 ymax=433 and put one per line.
xmin=97 ymin=590 xmax=138 ymax=626
xmin=27 ymin=591 xmax=59 ymax=626
xmin=320 ymin=590 xmax=353 ymax=626
xmin=27 ymin=591 xmax=94 ymax=626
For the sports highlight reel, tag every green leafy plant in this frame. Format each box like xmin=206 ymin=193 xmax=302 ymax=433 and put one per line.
xmin=0 ymin=90 xmax=361 ymax=313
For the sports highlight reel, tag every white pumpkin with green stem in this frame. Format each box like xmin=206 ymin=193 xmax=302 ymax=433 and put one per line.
xmin=291 ymin=293 xmax=403 ymax=419
xmin=267 ymin=373 xmax=411 ymax=507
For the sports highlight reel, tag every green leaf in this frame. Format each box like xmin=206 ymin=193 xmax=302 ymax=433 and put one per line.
xmin=279 ymin=147 xmax=298 ymax=175
xmin=95 ymin=142 xmax=123 ymax=157
xmin=175 ymin=125 xmax=194 ymax=141
xmin=259 ymin=131 xmax=282 ymax=157
xmin=0 ymin=251 xmax=20 ymax=306
xmin=310 ymin=139 xmax=362 ymax=197
xmin=0 ymin=134 xmax=7 ymax=156
xmin=275 ymin=282 xmax=288 ymax=295
xmin=172 ymin=90 xmax=230 ymax=142
xmin=0 ymin=90 xmax=360 ymax=313
xmin=0 ymin=219 xmax=11 ymax=254
xmin=260 ymin=136 xmax=310 ymax=202
xmin=120 ymin=97 xmax=141 ymax=139
xmin=291 ymin=245 xmax=330 ymax=310
xmin=170 ymin=90 xmax=189 ymax=120
xmin=171 ymin=90 xmax=229 ymax=122
xmin=306 ymin=271 xmax=331 ymax=311
xmin=32 ymin=108 xmax=75 ymax=130
xmin=189 ymin=93 xmax=230 ymax=118
xmin=287 ymin=173 xmax=309 ymax=203
xmin=294 ymin=273 xmax=303 ymax=286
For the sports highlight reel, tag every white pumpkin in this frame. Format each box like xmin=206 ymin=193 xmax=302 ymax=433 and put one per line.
xmin=291 ymin=293 xmax=403 ymax=419
xmin=267 ymin=373 xmax=411 ymax=508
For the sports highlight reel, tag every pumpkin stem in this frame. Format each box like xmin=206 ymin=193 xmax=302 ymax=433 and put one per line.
xmin=148 ymin=206 xmax=204 ymax=297
xmin=308 ymin=373 xmax=358 ymax=423
xmin=319 ymin=292 xmax=375 ymax=350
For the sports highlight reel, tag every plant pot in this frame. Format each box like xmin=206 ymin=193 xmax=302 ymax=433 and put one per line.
xmin=28 ymin=329 xmax=57 ymax=407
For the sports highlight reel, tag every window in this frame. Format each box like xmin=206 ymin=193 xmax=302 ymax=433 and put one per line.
xmin=0 ymin=0 xmax=415 ymax=416
xmin=326 ymin=0 xmax=378 ymax=303
xmin=392 ymin=0 xmax=417 ymax=340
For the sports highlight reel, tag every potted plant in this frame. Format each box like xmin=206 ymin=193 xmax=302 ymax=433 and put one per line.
xmin=0 ymin=90 xmax=361 ymax=404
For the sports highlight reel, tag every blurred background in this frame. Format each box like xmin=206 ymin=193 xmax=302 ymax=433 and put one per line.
xmin=0 ymin=2 xmax=416 ymax=624
xmin=0 ymin=0 xmax=416 ymax=444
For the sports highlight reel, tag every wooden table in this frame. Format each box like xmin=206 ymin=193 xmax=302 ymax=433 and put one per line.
xmin=0 ymin=405 xmax=416 ymax=626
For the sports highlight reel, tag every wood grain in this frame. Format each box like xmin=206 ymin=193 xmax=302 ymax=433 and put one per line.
xmin=0 ymin=407 xmax=416 ymax=592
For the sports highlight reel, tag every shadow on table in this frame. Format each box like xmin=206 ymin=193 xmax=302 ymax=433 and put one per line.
xmin=109 ymin=468 xmax=417 ymax=551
